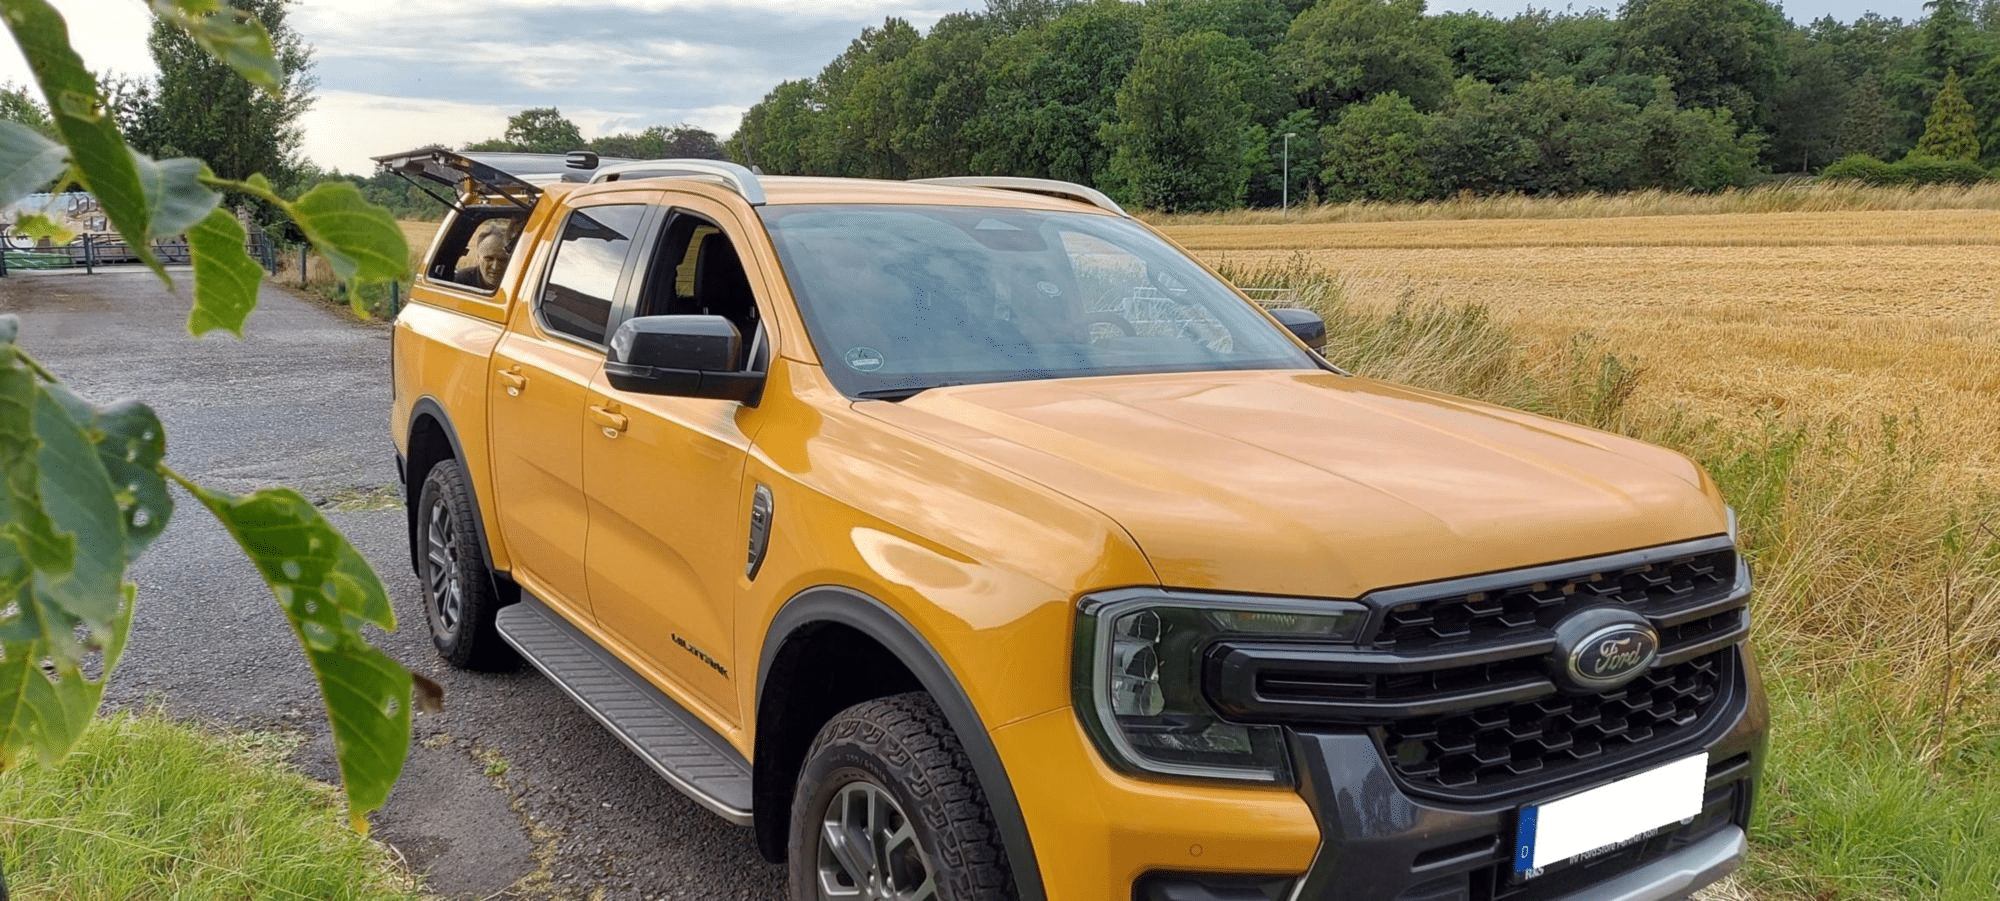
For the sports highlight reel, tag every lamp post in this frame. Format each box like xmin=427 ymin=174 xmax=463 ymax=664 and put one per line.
xmin=1282 ymin=131 xmax=1298 ymax=211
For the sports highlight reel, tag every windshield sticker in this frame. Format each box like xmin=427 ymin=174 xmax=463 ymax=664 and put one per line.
xmin=844 ymin=347 xmax=885 ymax=373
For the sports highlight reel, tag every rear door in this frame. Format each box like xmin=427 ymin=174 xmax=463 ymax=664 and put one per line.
xmin=487 ymin=199 xmax=655 ymax=616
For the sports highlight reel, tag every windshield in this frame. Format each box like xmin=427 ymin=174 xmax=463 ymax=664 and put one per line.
xmin=759 ymin=204 xmax=1320 ymax=397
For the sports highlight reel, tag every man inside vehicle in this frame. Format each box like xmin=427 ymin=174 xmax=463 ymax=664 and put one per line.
xmin=455 ymin=217 xmax=522 ymax=289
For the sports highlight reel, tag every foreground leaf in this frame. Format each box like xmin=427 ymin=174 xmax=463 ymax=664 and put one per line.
xmin=0 ymin=318 xmax=165 ymax=770
xmin=282 ymin=179 xmax=409 ymax=286
xmin=133 ymin=152 xmax=221 ymax=240
xmin=0 ymin=0 xmax=159 ymax=273
xmin=187 ymin=207 xmax=262 ymax=336
xmin=147 ymin=0 xmax=281 ymax=94
xmin=0 ymin=119 xmax=66 ymax=208
xmin=179 ymin=481 xmax=412 ymax=829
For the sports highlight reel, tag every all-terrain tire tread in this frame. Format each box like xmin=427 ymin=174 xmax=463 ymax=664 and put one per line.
xmin=418 ymin=461 xmax=516 ymax=671
xmin=794 ymin=692 xmax=1015 ymax=900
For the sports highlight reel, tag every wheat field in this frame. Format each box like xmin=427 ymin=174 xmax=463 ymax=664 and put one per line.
xmin=1165 ymin=208 xmax=2000 ymax=478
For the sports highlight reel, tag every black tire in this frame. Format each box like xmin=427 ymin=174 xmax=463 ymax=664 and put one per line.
xmin=789 ymin=693 xmax=1014 ymax=901
xmin=415 ymin=460 xmax=515 ymax=670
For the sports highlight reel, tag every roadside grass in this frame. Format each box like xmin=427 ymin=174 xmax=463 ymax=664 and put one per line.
xmin=0 ymin=712 xmax=425 ymax=901
xmin=1220 ymin=251 xmax=2000 ymax=901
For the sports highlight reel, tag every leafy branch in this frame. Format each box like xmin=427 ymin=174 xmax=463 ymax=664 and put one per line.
xmin=0 ymin=0 xmax=421 ymax=830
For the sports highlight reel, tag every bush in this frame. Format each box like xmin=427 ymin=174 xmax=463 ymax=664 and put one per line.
xmin=1820 ymin=153 xmax=1900 ymax=184
xmin=1821 ymin=153 xmax=1990 ymax=185
xmin=1895 ymin=155 xmax=1990 ymax=185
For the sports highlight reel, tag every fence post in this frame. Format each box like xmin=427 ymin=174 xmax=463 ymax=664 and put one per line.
xmin=82 ymin=234 xmax=94 ymax=275
xmin=298 ymin=245 xmax=308 ymax=287
xmin=389 ymin=279 xmax=401 ymax=317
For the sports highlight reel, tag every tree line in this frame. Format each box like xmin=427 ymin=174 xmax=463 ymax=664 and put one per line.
xmin=727 ymin=0 xmax=2000 ymax=211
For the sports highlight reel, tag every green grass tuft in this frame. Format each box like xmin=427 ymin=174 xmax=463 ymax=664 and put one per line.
xmin=0 ymin=712 xmax=425 ymax=901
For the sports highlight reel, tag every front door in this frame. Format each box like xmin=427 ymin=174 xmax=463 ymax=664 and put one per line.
xmin=583 ymin=203 xmax=768 ymax=724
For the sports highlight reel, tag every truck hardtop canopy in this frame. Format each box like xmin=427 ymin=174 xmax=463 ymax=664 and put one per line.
xmin=372 ymin=148 xmax=772 ymax=212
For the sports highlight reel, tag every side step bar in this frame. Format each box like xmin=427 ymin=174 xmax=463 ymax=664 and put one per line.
xmin=495 ymin=598 xmax=754 ymax=824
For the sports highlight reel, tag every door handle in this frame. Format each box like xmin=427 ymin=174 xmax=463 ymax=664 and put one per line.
xmin=588 ymin=404 xmax=628 ymax=434
xmin=497 ymin=368 xmax=528 ymax=395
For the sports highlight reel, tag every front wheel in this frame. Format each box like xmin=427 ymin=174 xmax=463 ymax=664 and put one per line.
xmin=789 ymin=693 xmax=1014 ymax=901
xmin=415 ymin=460 xmax=514 ymax=670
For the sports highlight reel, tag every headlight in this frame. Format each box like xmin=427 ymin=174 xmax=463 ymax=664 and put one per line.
xmin=1074 ymin=591 xmax=1369 ymax=784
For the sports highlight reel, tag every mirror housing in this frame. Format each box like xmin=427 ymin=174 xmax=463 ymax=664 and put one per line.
xmin=605 ymin=315 xmax=762 ymax=403
xmin=1268 ymin=307 xmax=1326 ymax=351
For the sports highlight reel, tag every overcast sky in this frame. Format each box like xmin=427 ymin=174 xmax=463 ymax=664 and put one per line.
xmin=0 ymin=0 xmax=1934 ymax=176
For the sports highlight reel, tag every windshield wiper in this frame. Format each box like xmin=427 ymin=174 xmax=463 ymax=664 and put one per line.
xmin=852 ymin=385 xmax=937 ymax=401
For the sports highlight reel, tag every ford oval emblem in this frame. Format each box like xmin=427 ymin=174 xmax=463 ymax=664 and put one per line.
xmin=1567 ymin=624 xmax=1659 ymax=690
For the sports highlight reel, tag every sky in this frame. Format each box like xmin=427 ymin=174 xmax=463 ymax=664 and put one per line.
xmin=0 ymin=0 xmax=1938 ymax=176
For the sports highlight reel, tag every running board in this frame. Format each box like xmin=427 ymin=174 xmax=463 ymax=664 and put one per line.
xmin=495 ymin=598 xmax=754 ymax=824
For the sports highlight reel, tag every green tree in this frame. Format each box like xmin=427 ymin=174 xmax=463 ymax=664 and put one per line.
xmin=137 ymin=0 xmax=313 ymax=186
xmin=591 ymin=124 xmax=724 ymax=161
xmin=0 ymin=81 xmax=49 ymax=136
xmin=978 ymin=0 xmax=1148 ymax=184
xmin=1320 ymin=91 xmax=1433 ymax=201
xmin=1769 ymin=28 xmax=1854 ymax=171
xmin=0 ymin=0 xmax=415 ymax=852
xmin=889 ymin=12 xmax=1001 ymax=178
xmin=1105 ymin=29 xmax=1258 ymax=211
xmin=729 ymin=79 xmax=820 ymax=174
xmin=467 ymin=107 xmax=585 ymax=154
xmin=1618 ymin=0 xmax=1788 ymax=132
xmin=1838 ymin=74 xmax=1901 ymax=160
xmin=1913 ymin=68 xmax=1982 ymax=159
xmin=1274 ymin=0 xmax=1453 ymax=117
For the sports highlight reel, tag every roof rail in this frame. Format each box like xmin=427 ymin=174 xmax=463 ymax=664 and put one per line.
xmin=911 ymin=176 xmax=1128 ymax=217
xmin=587 ymin=159 xmax=767 ymax=206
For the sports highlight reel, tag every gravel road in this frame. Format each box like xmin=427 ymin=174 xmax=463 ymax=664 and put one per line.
xmin=0 ymin=269 xmax=786 ymax=899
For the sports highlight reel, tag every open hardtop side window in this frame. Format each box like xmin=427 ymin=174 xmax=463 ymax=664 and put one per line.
xmin=373 ymin=148 xmax=636 ymax=214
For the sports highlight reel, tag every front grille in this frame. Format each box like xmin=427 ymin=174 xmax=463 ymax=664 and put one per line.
xmin=1202 ymin=537 xmax=1751 ymax=801
xmin=1381 ymin=652 xmax=1729 ymax=795
xmin=1374 ymin=548 xmax=1737 ymax=651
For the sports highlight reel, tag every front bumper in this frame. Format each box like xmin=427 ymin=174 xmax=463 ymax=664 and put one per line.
xmin=996 ymin=669 xmax=1763 ymax=901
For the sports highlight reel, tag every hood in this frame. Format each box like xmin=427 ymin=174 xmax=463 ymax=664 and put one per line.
xmin=856 ymin=370 xmax=1726 ymax=598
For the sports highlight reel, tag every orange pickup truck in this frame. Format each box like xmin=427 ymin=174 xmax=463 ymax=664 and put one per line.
xmin=381 ymin=148 xmax=1764 ymax=901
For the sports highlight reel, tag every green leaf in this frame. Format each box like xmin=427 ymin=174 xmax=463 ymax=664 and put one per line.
xmin=187 ymin=206 xmax=261 ymax=336
xmin=0 ymin=0 xmax=160 ymax=274
xmin=181 ymin=481 xmax=412 ymax=828
xmin=11 ymin=211 xmax=70 ymax=244
xmin=0 ymin=119 xmax=65 ymax=208
xmin=0 ymin=321 xmax=158 ymax=771
xmin=133 ymin=153 xmax=221 ymax=239
xmin=0 ymin=583 xmax=133 ymax=771
xmin=147 ymin=0 xmax=281 ymax=95
xmin=282 ymin=180 xmax=409 ymax=287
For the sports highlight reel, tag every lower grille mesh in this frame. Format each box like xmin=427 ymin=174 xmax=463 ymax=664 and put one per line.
xmin=1381 ymin=653 xmax=1727 ymax=794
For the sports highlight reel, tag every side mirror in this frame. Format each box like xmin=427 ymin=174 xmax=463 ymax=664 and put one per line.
xmin=605 ymin=315 xmax=763 ymax=403
xmin=1268 ymin=307 xmax=1326 ymax=351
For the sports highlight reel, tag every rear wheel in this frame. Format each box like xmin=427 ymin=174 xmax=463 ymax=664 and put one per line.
xmin=789 ymin=693 xmax=1014 ymax=901
xmin=416 ymin=460 xmax=514 ymax=669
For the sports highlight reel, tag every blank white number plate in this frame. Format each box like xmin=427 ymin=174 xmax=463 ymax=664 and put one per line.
xmin=1514 ymin=753 xmax=1707 ymax=874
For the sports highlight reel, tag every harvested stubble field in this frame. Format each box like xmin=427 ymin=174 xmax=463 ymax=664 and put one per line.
xmin=1165 ymin=209 xmax=2000 ymax=480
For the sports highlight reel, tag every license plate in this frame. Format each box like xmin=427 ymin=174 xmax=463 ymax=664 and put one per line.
xmin=1513 ymin=754 xmax=1707 ymax=876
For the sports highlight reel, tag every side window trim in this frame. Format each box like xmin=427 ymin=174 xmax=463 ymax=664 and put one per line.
xmin=531 ymin=200 xmax=662 ymax=351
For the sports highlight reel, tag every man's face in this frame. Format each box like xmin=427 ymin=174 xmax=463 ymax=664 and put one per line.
xmin=475 ymin=232 xmax=511 ymax=286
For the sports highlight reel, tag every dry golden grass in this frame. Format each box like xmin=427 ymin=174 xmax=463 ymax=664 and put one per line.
xmin=1164 ymin=210 xmax=2000 ymax=478
xmin=1157 ymin=181 xmax=2000 ymax=226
